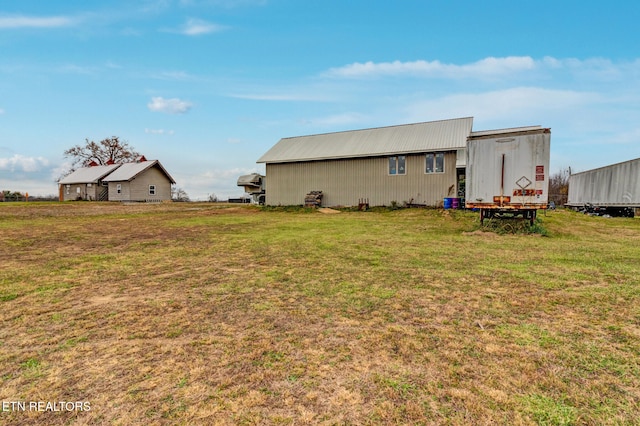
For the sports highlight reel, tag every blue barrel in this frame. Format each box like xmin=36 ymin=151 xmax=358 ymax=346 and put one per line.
xmin=443 ymin=198 xmax=453 ymax=209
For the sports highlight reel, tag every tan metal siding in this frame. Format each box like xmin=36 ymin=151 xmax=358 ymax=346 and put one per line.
xmin=108 ymin=182 xmax=130 ymax=201
xmin=61 ymin=184 xmax=83 ymax=201
xmin=129 ymin=167 xmax=172 ymax=201
xmin=107 ymin=167 xmax=172 ymax=201
xmin=265 ymin=152 xmax=457 ymax=207
xmin=60 ymin=183 xmax=103 ymax=201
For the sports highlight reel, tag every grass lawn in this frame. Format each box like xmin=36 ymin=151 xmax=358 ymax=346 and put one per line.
xmin=0 ymin=202 xmax=639 ymax=425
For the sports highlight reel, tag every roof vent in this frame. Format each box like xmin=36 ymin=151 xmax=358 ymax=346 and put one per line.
xmin=136 ymin=155 xmax=147 ymax=163
xmin=106 ymin=159 xmax=115 ymax=165
xmin=88 ymin=160 xmax=99 ymax=167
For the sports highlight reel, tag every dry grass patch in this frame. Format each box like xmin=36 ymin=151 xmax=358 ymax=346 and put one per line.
xmin=0 ymin=204 xmax=639 ymax=425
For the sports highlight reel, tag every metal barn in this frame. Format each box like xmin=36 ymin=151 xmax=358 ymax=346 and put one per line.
xmin=257 ymin=117 xmax=473 ymax=207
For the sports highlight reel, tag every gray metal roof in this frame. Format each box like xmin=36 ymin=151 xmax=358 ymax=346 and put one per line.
xmin=102 ymin=160 xmax=176 ymax=184
xmin=257 ymin=117 xmax=474 ymax=164
xmin=58 ymin=164 xmax=121 ymax=185
xmin=469 ymin=125 xmax=543 ymax=139
xmin=237 ymin=173 xmax=263 ymax=186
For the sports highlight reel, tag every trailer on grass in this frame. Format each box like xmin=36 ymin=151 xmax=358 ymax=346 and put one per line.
xmin=237 ymin=173 xmax=266 ymax=205
xmin=466 ymin=126 xmax=551 ymax=225
xmin=566 ymin=158 xmax=640 ymax=217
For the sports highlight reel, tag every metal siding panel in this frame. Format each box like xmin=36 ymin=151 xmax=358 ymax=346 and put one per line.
xmin=265 ymin=153 xmax=457 ymax=207
xmin=129 ymin=167 xmax=171 ymax=201
xmin=103 ymin=167 xmax=172 ymax=201
xmin=567 ymin=158 xmax=640 ymax=206
xmin=108 ymin=182 xmax=130 ymax=201
xmin=466 ymin=130 xmax=550 ymax=208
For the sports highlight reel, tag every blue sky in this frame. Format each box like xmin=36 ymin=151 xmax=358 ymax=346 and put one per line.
xmin=1 ymin=0 xmax=639 ymax=199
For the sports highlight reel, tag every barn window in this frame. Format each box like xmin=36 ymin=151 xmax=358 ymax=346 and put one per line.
xmin=149 ymin=185 xmax=156 ymax=195
xmin=389 ymin=155 xmax=406 ymax=175
xmin=426 ymin=152 xmax=445 ymax=174
xmin=116 ymin=184 xmax=122 ymax=194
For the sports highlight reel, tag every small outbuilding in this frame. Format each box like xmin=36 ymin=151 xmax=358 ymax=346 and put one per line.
xmin=257 ymin=117 xmax=473 ymax=207
xmin=102 ymin=158 xmax=176 ymax=202
xmin=58 ymin=163 xmax=121 ymax=201
xmin=58 ymin=157 xmax=176 ymax=202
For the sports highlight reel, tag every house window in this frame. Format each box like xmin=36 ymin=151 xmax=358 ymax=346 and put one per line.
xmin=149 ymin=185 xmax=156 ymax=195
xmin=116 ymin=184 xmax=121 ymax=194
xmin=426 ymin=152 xmax=445 ymax=174
xmin=65 ymin=185 xmax=70 ymax=195
xmin=388 ymin=155 xmax=406 ymax=175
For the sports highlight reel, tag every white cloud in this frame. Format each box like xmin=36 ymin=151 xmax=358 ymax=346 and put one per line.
xmin=0 ymin=15 xmax=77 ymax=29
xmin=0 ymin=108 xmax=4 ymax=114
xmin=325 ymin=56 xmax=640 ymax=85
xmin=145 ymin=128 xmax=175 ymax=135
xmin=325 ymin=56 xmax=536 ymax=79
xmin=404 ymin=87 xmax=599 ymax=125
xmin=147 ymin=97 xmax=193 ymax=114
xmin=161 ymin=18 xmax=227 ymax=36
xmin=0 ymin=154 xmax=50 ymax=172
xmin=50 ymin=161 xmax=73 ymax=181
xmin=181 ymin=18 xmax=226 ymax=35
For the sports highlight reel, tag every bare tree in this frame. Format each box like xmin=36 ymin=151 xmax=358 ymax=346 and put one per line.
xmin=549 ymin=167 xmax=571 ymax=206
xmin=64 ymin=137 xmax=140 ymax=170
xmin=172 ymin=187 xmax=190 ymax=202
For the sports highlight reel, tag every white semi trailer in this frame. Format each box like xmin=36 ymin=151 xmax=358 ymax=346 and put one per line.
xmin=466 ymin=126 xmax=551 ymax=224
xmin=567 ymin=158 xmax=640 ymax=217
